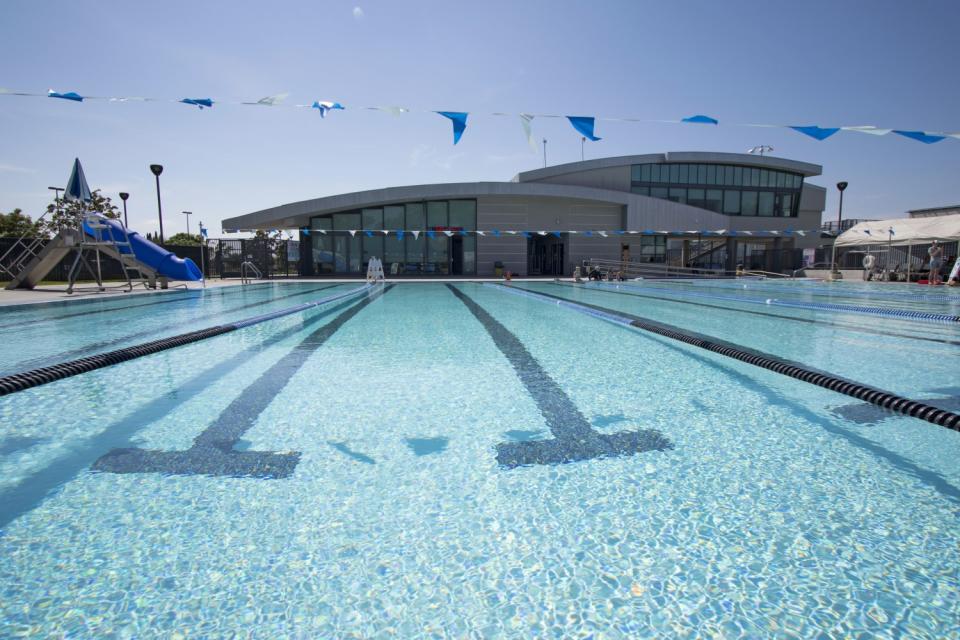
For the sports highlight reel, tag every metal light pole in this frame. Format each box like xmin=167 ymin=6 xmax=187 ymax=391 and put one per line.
xmin=182 ymin=210 xmax=192 ymax=236
xmin=542 ymin=138 xmax=547 ymax=168
xmin=581 ymin=136 xmax=585 ymax=161
xmin=150 ymin=164 xmax=165 ymax=244
xmin=119 ymin=192 xmax=129 ymax=228
xmin=47 ymin=186 xmax=63 ymax=226
xmin=198 ymin=219 xmax=207 ymax=288
xmin=830 ymin=181 xmax=848 ymax=280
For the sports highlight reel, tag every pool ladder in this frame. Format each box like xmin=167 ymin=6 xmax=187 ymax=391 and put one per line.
xmin=240 ymin=261 xmax=262 ymax=284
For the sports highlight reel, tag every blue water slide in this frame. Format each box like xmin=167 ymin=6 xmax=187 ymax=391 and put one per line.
xmin=82 ymin=215 xmax=203 ymax=281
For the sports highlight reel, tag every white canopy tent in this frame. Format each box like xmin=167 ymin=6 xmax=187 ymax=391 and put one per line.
xmin=834 ymin=214 xmax=960 ymax=247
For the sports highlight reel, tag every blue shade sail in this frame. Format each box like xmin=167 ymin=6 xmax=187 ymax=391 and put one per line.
xmin=312 ymin=101 xmax=344 ymax=117
xmin=181 ymin=98 xmax=214 ymax=109
xmin=682 ymin=115 xmax=718 ymax=125
xmin=436 ymin=111 xmax=468 ymax=144
xmin=566 ymin=116 xmax=601 ymax=141
xmin=64 ymin=158 xmax=92 ymax=203
xmin=789 ymin=126 xmax=840 ymax=141
xmin=893 ymin=130 xmax=946 ymax=144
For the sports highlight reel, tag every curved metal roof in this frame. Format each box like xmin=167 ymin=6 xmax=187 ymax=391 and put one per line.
xmin=514 ymin=152 xmax=822 ymax=183
xmin=223 ymin=181 xmax=638 ymax=230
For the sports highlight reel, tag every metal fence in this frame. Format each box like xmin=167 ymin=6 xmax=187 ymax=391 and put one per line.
xmin=0 ymin=237 xmax=301 ymax=283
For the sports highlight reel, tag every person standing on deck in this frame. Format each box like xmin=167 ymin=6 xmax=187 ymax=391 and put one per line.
xmin=928 ymin=241 xmax=943 ymax=285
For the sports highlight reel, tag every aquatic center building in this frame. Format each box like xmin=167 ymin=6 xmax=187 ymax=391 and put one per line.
xmin=223 ymin=152 xmax=826 ymax=277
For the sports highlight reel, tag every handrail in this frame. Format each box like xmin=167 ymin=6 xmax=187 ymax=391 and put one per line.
xmin=240 ymin=261 xmax=262 ymax=284
xmin=0 ymin=208 xmax=53 ymax=279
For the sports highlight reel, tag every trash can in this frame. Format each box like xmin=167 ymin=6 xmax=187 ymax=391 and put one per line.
xmin=494 ymin=261 xmax=504 ymax=278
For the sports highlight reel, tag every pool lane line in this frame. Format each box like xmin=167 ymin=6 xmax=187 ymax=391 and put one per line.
xmin=446 ymin=284 xmax=673 ymax=468
xmin=550 ymin=282 xmax=960 ymax=348
xmin=0 ymin=290 xmax=387 ymax=529
xmin=93 ymin=285 xmax=393 ymax=479
xmin=584 ymin=281 xmax=960 ymax=324
xmin=0 ymin=285 xmax=341 ymax=376
xmin=0 ymin=284 xmax=374 ymax=398
xmin=488 ymin=284 xmax=960 ymax=432
xmin=655 ymin=279 xmax=960 ymax=304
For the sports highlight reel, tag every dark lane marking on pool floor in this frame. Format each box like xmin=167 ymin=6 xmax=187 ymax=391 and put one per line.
xmin=2 ymin=285 xmax=338 ymax=376
xmin=92 ymin=285 xmax=391 ymax=479
xmin=0 ymin=290 xmax=385 ymax=529
xmin=549 ymin=282 xmax=960 ymax=348
xmin=447 ymin=284 xmax=673 ymax=468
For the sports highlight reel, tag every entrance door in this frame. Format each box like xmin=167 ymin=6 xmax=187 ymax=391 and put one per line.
xmin=527 ymin=234 xmax=566 ymax=276
xmin=451 ymin=236 xmax=464 ymax=275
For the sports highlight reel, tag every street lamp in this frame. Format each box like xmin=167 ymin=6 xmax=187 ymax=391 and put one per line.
xmin=182 ymin=210 xmax=192 ymax=236
xmin=47 ymin=186 xmax=64 ymax=222
xmin=150 ymin=164 xmax=164 ymax=244
xmin=119 ymin=192 xmax=130 ymax=228
xmin=542 ymin=138 xmax=547 ymax=168
xmin=581 ymin=136 xmax=586 ymax=161
xmin=830 ymin=181 xmax=849 ymax=279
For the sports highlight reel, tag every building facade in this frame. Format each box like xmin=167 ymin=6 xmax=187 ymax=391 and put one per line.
xmin=222 ymin=152 xmax=826 ymax=277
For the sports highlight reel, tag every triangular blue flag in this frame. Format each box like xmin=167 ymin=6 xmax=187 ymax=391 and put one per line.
xmin=521 ymin=231 xmax=532 ymax=238
xmin=551 ymin=231 xmax=562 ymax=238
xmin=48 ymin=90 xmax=84 ymax=102
xmin=681 ymin=115 xmax=718 ymax=125
xmin=365 ymin=230 xmax=373 ymax=237
xmin=491 ymin=229 xmax=500 ymax=237
xmin=397 ymin=230 xmax=405 ymax=239
xmin=784 ymin=228 xmax=793 ymax=235
xmin=789 ymin=126 xmax=840 ymax=141
xmin=614 ymin=230 xmax=625 ymax=235
xmin=566 ymin=116 xmax=601 ymax=141
xmin=436 ymin=111 xmax=468 ymax=144
xmin=200 ymin=226 xmax=208 ymax=238
xmin=893 ymin=130 xmax=945 ymax=144
xmin=459 ymin=229 xmax=468 ymax=236
xmin=64 ymin=158 xmax=92 ymax=203
xmin=301 ymin=228 xmax=310 ymax=236
xmin=426 ymin=230 xmax=435 ymax=239
xmin=312 ymin=101 xmax=345 ymax=118
xmin=585 ymin=230 xmax=593 ymax=237
xmin=181 ymin=98 xmax=214 ymax=109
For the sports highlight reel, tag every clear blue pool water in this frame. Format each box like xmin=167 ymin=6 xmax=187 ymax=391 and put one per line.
xmin=1 ymin=280 xmax=958 ymax=638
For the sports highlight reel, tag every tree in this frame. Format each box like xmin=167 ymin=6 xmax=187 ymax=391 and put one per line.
xmin=165 ymin=232 xmax=203 ymax=246
xmin=41 ymin=189 xmax=121 ymax=236
xmin=0 ymin=209 xmax=45 ymax=238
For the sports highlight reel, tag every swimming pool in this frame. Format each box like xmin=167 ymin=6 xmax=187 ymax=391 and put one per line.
xmin=1 ymin=280 xmax=958 ymax=637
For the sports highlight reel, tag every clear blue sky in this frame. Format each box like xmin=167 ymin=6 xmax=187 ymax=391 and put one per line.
xmin=1 ymin=0 xmax=958 ymax=236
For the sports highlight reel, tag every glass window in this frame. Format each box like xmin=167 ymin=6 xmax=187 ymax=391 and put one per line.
xmin=311 ymin=216 xmax=334 ymax=273
xmin=641 ymin=164 xmax=651 ymax=182
xmin=649 ymin=164 xmax=660 ymax=182
xmin=758 ymin=192 xmax=775 ymax=216
xmin=333 ymin=212 xmax=360 ymax=230
xmin=776 ymin=172 xmax=785 ymax=188
xmin=678 ymin=164 xmax=688 ymax=183
xmin=405 ymin=233 xmax=425 ymax=273
xmin=704 ymin=189 xmax=723 ymax=213
xmin=706 ymin=165 xmax=716 ymax=185
xmin=426 ymin=235 xmax=448 ymax=274
xmin=781 ymin=193 xmax=794 ymax=217
xmin=741 ymin=191 xmax=758 ymax=216
xmin=734 ymin=166 xmax=743 ymax=185
xmin=384 ymin=205 xmax=404 ymax=230
xmin=650 ymin=187 xmax=668 ymax=199
xmin=724 ymin=166 xmax=735 ymax=186
xmin=631 ymin=186 xmax=650 ymax=196
xmin=427 ymin=201 xmax=447 ymax=229
xmin=762 ymin=170 xmax=773 ymax=187
xmin=362 ymin=208 xmax=382 ymax=231
xmin=697 ymin=164 xmax=707 ymax=184
xmin=669 ymin=164 xmax=679 ymax=183
xmin=462 ymin=235 xmax=476 ymax=274
xmin=793 ymin=175 xmax=802 ymax=189
xmin=384 ymin=233 xmax=404 ymax=267
xmin=687 ymin=188 xmax=706 ymax=209
xmin=449 ymin=200 xmax=476 ymax=230
xmin=406 ymin=203 xmax=425 ymax=231
xmin=668 ymin=188 xmax=686 ymax=204
xmin=363 ymin=234 xmax=384 ymax=267
xmin=750 ymin=168 xmax=760 ymax=187
xmin=631 ymin=165 xmax=643 ymax=182
xmin=723 ymin=190 xmax=740 ymax=214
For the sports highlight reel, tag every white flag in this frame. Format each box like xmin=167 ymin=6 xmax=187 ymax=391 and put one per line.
xmin=349 ymin=230 xmax=357 ymax=237
xmin=412 ymin=230 xmax=420 ymax=239
xmin=476 ymin=230 xmax=486 ymax=236
xmin=519 ymin=114 xmax=537 ymax=152
xmin=443 ymin=230 xmax=454 ymax=237
xmin=598 ymin=230 xmax=608 ymax=237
